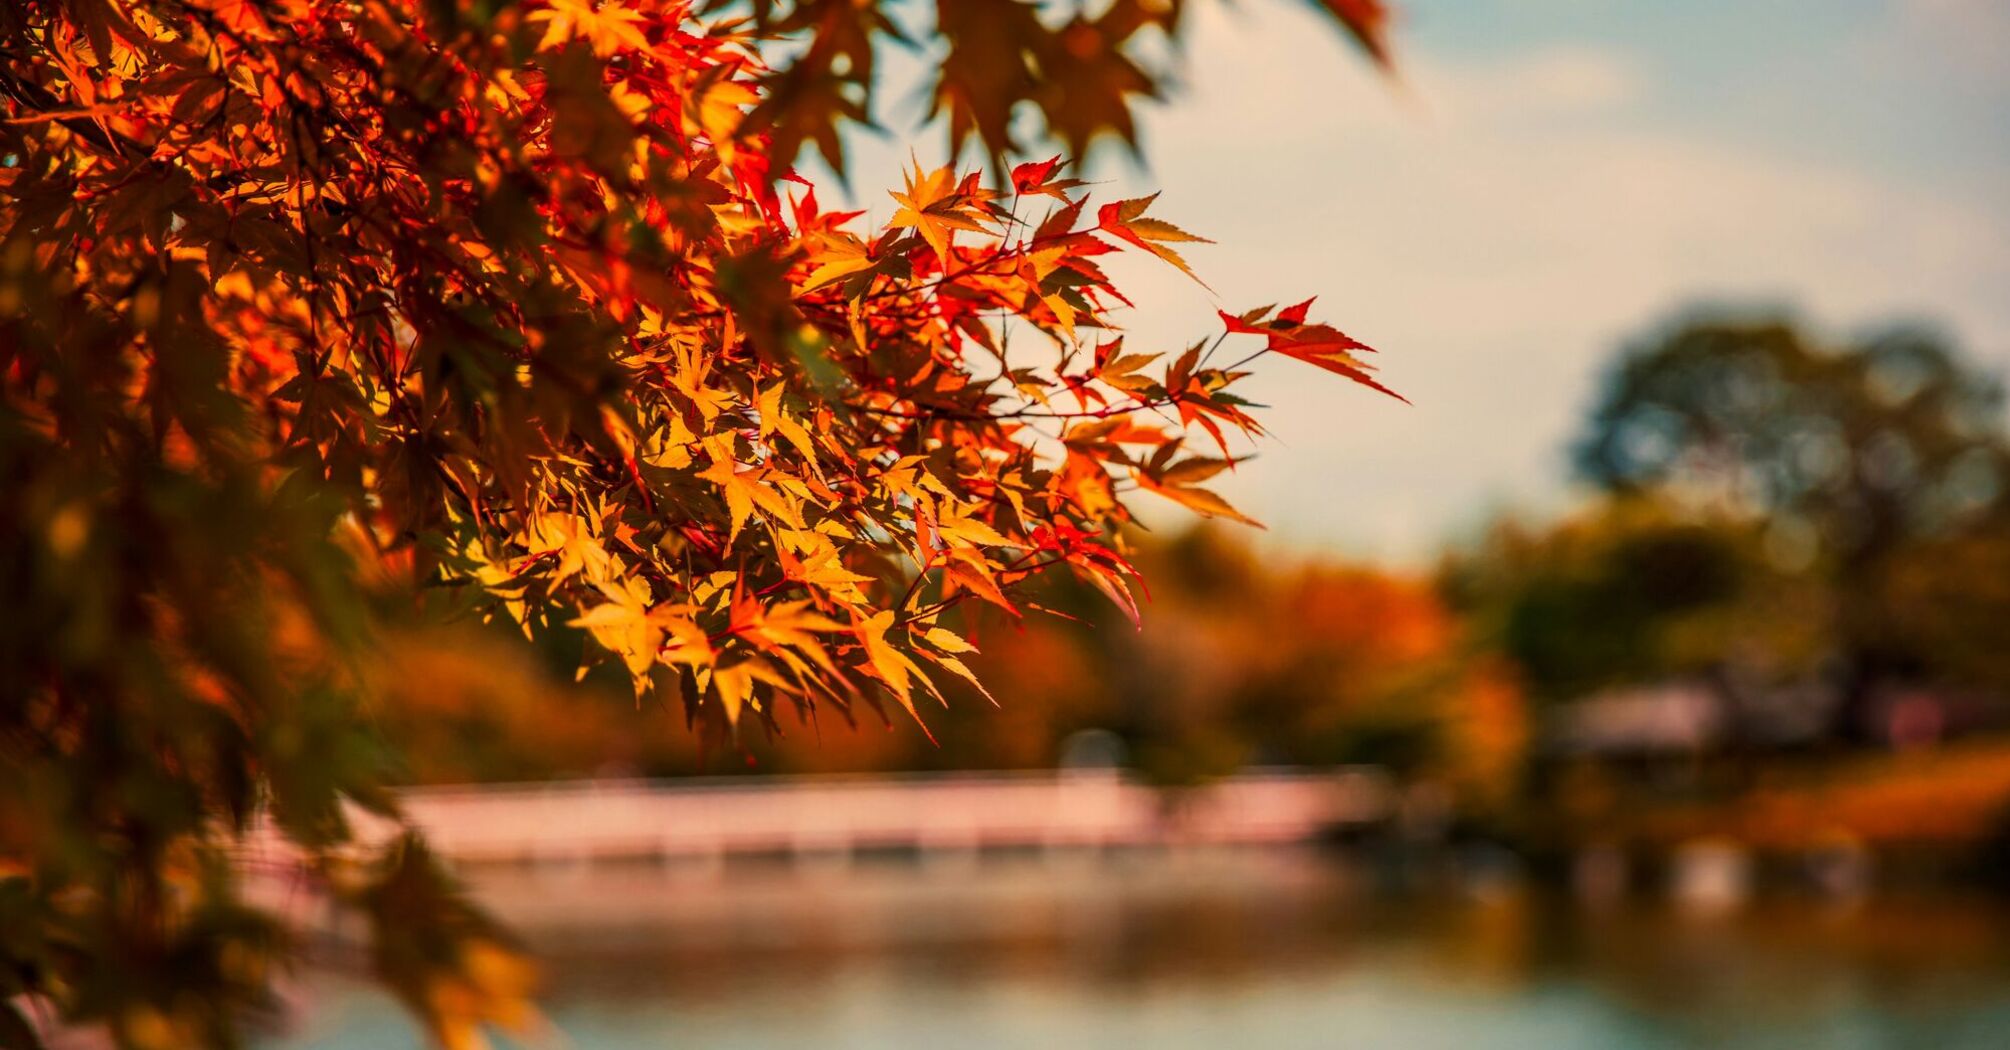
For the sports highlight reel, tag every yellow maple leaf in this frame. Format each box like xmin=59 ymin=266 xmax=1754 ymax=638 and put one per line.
xmin=755 ymin=382 xmax=823 ymax=476
xmin=524 ymin=512 xmax=609 ymax=583
xmin=696 ymin=435 xmax=759 ymax=542
xmin=854 ymin=611 xmax=924 ymax=712
xmin=799 ymin=233 xmax=877 ymax=293
xmin=887 ymin=160 xmax=992 ymax=266
xmin=528 ymin=0 xmax=649 ymax=58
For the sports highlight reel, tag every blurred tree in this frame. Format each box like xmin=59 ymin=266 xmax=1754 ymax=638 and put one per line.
xmin=610 ymin=525 xmax=1530 ymax=811
xmin=0 ymin=1 xmax=1398 ymax=1046
xmin=1572 ymin=315 xmax=2010 ymax=738
xmin=1576 ymin=317 xmax=2008 ymax=563
xmin=1442 ymin=503 xmax=1807 ymax=705
xmin=1058 ymin=528 xmax=1525 ymax=805
xmin=1874 ymin=529 xmax=2010 ymax=697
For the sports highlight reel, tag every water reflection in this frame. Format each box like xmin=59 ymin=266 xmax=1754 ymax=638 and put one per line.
xmin=275 ymin=851 xmax=2010 ymax=1049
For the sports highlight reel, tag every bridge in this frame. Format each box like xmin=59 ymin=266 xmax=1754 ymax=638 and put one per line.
xmin=254 ymin=768 xmax=1397 ymax=869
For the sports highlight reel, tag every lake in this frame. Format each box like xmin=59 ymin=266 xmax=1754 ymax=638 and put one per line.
xmin=270 ymin=849 xmax=2010 ymax=1049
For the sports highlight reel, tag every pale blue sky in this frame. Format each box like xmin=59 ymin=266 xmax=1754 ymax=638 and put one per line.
xmin=821 ymin=0 xmax=2010 ymax=562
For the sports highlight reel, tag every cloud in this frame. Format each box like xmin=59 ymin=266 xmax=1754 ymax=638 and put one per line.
xmin=1431 ymin=46 xmax=1647 ymax=121
xmin=1897 ymin=0 xmax=2010 ymax=71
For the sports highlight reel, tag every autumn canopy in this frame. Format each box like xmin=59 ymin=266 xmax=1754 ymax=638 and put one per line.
xmin=0 ymin=0 xmax=1393 ymax=1045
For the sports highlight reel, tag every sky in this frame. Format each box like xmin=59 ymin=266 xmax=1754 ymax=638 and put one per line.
xmin=823 ymin=0 xmax=2010 ymax=564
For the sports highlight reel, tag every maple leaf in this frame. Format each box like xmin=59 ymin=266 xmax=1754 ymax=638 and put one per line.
xmin=755 ymin=381 xmax=823 ymax=474
xmin=887 ymin=159 xmax=994 ymax=265
xmin=789 ymin=186 xmax=866 ymax=235
xmin=524 ymin=512 xmax=611 ymax=584
xmin=727 ymin=586 xmax=844 ymax=682
xmin=1097 ymin=194 xmax=1213 ymax=287
xmin=528 ymin=0 xmax=650 ymax=58
xmin=921 ymin=651 xmax=996 ymax=705
xmin=932 ymin=501 xmax=1015 ymax=550
xmin=929 ymin=0 xmax=1046 ymax=163
xmin=1219 ymin=298 xmax=1407 ymax=402
xmin=1032 ymin=13 xmax=1161 ymax=162
xmin=778 ymin=540 xmax=874 ymax=600
xmin=698 ymin=434 xmax=799 ymax=542
xmin=799 ymin=232 xmax=879 ymax=293
xmin=746 ymin=0 xmax=910 ymax=165
xmin=1009 ymin=155 xmax=1086 ymax=200
xmin=1319 ymin=0 xmax=1397 ymax=69
xmin=944 ymin=553 xmax=1020 ymax=616
xmin=708 ymin=658 xmax=790 ymax=728
xmin=569 ymin=576 xmax=660 ymax=680
xmin=1130 ymin=440 xmax=1261 ymax=526
xmin=1095 ymin=339 xmax=1164 ymax=397
xmin=1135 ymin=467 xmax=1261 ymax=528
xmin=1076 ymin=558 xmax=1143 ymax=628
xmin=687 ymin=69 xmax=763 ymax=163
xmin=853 ymin=611 xmax=937 ymax=732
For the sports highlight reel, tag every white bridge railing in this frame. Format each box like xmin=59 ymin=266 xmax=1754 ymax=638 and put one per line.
xmin=260 ymin=768 xmax=1394 ymax=867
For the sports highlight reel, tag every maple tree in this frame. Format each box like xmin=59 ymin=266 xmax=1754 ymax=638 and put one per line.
xmin=0 ymin=0 xmax=1396 ymax=1046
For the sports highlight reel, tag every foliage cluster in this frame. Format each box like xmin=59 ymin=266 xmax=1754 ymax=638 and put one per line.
xmin=0 ymin=0 xmax=1394 ymax=1045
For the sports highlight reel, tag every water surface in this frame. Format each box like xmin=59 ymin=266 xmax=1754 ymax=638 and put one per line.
xmin=272 ymin=851 xmax=2010 ymax=1049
